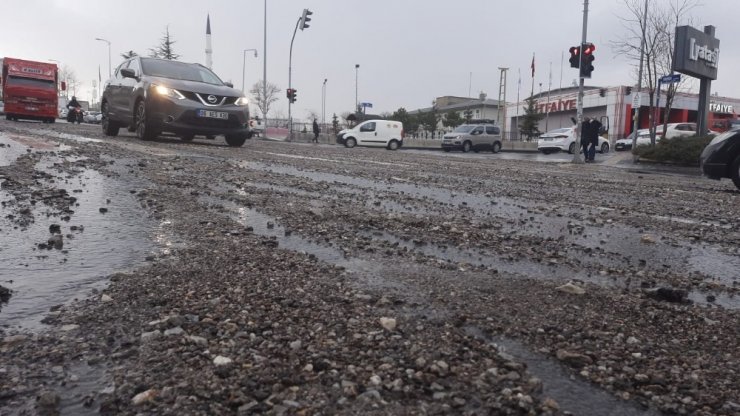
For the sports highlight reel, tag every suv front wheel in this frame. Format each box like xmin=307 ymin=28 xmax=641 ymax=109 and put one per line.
xmin=225 ymin=134 xmax=247 ymax=147
xmin=135 ymin=100 xmax=158 ymax=141
xmin=101 ymin=102 xmax=120 ymax=136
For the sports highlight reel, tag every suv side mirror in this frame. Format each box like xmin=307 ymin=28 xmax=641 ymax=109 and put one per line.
xmin=224 ymin=82 xmax=234 ymax=88
xmin=120 ymin=68 xmax=136 ymax=79
xmin=60 ymin=81 xmax=66 ymax=91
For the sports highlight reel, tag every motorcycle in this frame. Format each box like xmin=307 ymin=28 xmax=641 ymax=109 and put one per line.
xmin=66 ymin=106 xmax=84 ymax=124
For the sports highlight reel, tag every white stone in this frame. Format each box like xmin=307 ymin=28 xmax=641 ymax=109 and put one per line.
xmin=379 ymin=317 xmax=397 ymax=331
xmin=60 ymin=324 xmax=79 ymax=331
xmin=213 ymin=356 xmax=233 ymax=366
xmin=556 ymin=282 xmax=585 ymax=295
xmin=100 ymin=294 xmax=113 ymax=302
xmin=132 ymin=389 xmax=157 ymax=405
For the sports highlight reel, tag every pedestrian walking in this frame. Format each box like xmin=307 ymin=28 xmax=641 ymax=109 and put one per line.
xmin=312 ymin=119 xmax=320 ymax=144
xmin=580 ymin=117 xmax=592 ymax=160
xmin=587 ymin=118 xmax=602 ymax=162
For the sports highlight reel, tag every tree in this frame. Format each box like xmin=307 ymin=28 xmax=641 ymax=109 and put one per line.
xmin=390 ymin=108 xmax=420 ymax=133
xmin=332 ymin=113 xmax=339 ymax=133
xmin=59 ymin=65 xmax=79 ymax=98
xmin=121 ymin=51 xmax=138 ymax=59
xmin=463 ymin=110 xmax=473 ymax=123
xmin=249 ymin=80 xmax=280 ymax=121
xmin=149 ymin=26 xmax=180 ymax=60
xmin=442 ymin=111 xmax=463 ymax=129
xmin=613 ymin=0 xmax=698 ymax=144
xmin=518 ymin=97 xmax=544 ymax=140
xmin=416 ymin=101 xmax=439 ymax=134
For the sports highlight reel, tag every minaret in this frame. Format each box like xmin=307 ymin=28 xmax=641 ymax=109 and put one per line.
xmin=205 ymin=14 xmax=213 ymax=69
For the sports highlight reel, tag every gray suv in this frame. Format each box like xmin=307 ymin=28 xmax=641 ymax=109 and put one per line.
xmin=101 ymin=57 xmax=251 ymax=147
xmin=442 ymin=123 xmax=502 ymax=153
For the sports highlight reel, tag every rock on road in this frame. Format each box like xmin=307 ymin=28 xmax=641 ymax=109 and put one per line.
xmin=0 ymin=120 xmax=738 ymax=415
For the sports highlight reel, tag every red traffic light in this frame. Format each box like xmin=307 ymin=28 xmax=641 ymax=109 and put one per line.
xmin=583 ymin=43 xmax=596 ymax=55
xmin=569 ymin=46 xmax=581 ymax=68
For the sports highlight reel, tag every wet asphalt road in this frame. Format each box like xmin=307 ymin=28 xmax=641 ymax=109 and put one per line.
xmin=0 ymin=120 xmax=738 ymax=415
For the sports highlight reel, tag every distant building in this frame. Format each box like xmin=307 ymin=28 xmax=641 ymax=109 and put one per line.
xmin=410 ymin=92 xmax=505 ymax=133
xmin=506 ymin=86 xmax=740 ymax=140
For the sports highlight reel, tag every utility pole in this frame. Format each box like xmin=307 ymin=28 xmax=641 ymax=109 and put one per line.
xmin=263 ymin=0 xmax=268 ymax=125
xmin=573 ymin=0 xmax=589 ymax=164
xmin=288 ymin=16 xmax=300 ymax=141
xmin=632 ymin=0 xmax=648 ymax=149
xmin=496 ymin=67 xmax=509 ymax=138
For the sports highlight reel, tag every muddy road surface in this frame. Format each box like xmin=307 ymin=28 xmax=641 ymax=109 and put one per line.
xmin=1 ymin=120 xmax=738 ymax=415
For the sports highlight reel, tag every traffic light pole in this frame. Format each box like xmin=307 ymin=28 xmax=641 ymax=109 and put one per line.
xmin=287 ymin=17 xmax=300 ymax=141
xmin=573 ymin=0 xmax=589 ymax=164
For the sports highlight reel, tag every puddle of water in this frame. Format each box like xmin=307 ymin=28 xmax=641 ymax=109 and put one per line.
xmin=235 ymin=160 xmax=740 ymax=286
xmin=0 ymin=133 xmax=72 ymax=167
xmin=0 ymin=167 xmax=156 ymax=330
xmin=464 ymin=326 xmax=658 ymax=416
xmin=59 ymin=362 xmax=111 ymax=415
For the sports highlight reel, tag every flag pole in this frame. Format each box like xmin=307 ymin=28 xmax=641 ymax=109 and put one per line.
xmin=530 ymin=53 xmax=535 ymax=98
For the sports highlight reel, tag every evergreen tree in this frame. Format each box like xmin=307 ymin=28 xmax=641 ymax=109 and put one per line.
xmin=463 ymin=110 xmax=473 ymax=123
xmin=332 ymin=113 xmax=339 ymax=133
xmin=442 ymin=111 xmax=463 ymax=128
xmin=149 ymin=26 xmax=180 ymax=60
xmin=518 ymin=98 xmax=544 ymax=140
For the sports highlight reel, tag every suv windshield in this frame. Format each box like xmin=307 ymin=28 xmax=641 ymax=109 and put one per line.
xmin=452 ymin=125 xmax=476 ymax=133
xmin=140 ymin=59 xmax=223 ymax=85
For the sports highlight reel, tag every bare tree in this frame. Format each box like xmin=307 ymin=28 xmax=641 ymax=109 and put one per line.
xmin=59 ymin=65 xmax=79 ymax=98
xmin=655 ymin=1 xmax=698 ymax=138
xmin=305 ymin=110 xmax=319 ymax=121
xmin=249 ymin=80 xmax=280 ymax=122
xmin=613 ymin=0 xmax=698 ymax=144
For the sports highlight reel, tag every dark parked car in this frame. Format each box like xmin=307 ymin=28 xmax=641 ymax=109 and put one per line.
xmin=700 ymin=129 xmax=740 ymax=190
xmin=101 ymin=57 xmax=251 ymax=146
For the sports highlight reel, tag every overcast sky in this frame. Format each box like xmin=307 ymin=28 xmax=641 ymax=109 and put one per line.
xmin=2 ymin=0 xmax=738 ymax=120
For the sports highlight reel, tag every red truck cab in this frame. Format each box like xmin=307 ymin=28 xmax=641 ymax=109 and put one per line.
xmin=1 ymin=57 xmax=63 ymax=123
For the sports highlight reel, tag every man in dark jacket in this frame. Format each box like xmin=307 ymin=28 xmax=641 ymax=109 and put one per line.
xmin=581 ymin=117 xmax=602 ymax=162
xmin=580 ymin=117 xmax=593 ymax=159
xmin=312 ymin=119 xmax=320 ymax=143
xmin=587 ymin=118 xmax=603 ymax=162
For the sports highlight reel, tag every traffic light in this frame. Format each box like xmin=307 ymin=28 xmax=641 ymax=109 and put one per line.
xmin=299 ymin=9 xmax=313 ymax=30
xmin=569 ymin=46 xmax=580 ymax=68
xmin=286 ymin=88 xmax=297 ymax=103
xmin=580 ymin=43 xmax=595 ymax=78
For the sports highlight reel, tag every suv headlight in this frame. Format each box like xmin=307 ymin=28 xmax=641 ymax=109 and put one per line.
xmin=153 ymin=85 xmax=185 ymax=100
xmin=235 ymin=96 xmax=249 ymax=106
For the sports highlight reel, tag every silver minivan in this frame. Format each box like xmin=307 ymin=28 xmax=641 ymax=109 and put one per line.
xmin=442 ymin=123 xmax=502 ymax=153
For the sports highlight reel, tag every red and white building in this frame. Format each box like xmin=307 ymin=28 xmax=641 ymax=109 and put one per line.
xmin=506 ymin=85 xmax=740 ymax=140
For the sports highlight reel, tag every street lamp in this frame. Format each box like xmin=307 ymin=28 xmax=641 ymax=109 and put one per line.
xmin=242 ymin=49 xmax=258 ymax=93
xmin=322 ymin=78 xmax=327 ymax=128
xmin=355 ymin=64 xmax=360 ymax=113
xmin=95 ymin=37 xmax=111 ymax=78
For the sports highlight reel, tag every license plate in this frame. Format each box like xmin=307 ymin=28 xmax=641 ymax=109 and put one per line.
xmin=197 ymin=110 xmax=228 ymax=119
xmin=543 ymin=138 xmax=553 ymax=141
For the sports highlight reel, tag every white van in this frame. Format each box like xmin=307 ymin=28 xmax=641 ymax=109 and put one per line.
xmin=336 ymin=119 xmax=404 ymax=150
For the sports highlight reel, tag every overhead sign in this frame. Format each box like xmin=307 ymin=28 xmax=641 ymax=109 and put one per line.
xmin=673 ymin=25 xmax=720 ymax=80
xmin=360 ymin=102 xmax=373 ymax=108
xmin=659 ymin=74 xmax=681 ymax=84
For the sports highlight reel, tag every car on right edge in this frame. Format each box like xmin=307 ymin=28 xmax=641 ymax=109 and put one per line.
xmin=700 ymin=129 xmax=740 ymax=190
